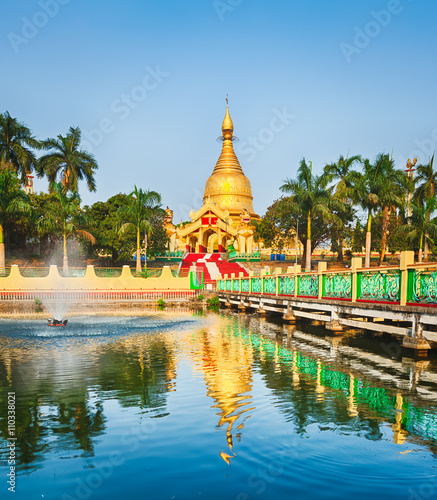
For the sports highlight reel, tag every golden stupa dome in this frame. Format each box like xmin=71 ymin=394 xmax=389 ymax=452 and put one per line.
xmin=203 ymin=101 xmax=256 ymax=217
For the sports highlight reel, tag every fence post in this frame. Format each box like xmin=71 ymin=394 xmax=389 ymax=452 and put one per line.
xmin=261 ymin=268 xmax=268 ymax=294
xmin=351 ymin=257 xmax=362 ymax=303
xmin=294 ymin=264 xmax=301 ymax=298
xmin=318 ymin=262 xmax=327 ymax=299
xmin=249 ymin=271 xmax=254 ymax=293
xmin=275 ymin=267 xmax=281 ymax=295
xmin=400 ymin=251 xmax=414 ymax=306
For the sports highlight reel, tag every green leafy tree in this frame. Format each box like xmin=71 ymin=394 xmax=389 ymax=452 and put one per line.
xmin=356 ymin=154 xmax=410 ymax=266
xmin=146 ymin=212 xmax=169 ymax=258
xmin=371 ymin=210 xmax=409 ymax=259
xmin=38 ymin=127 xmax=98 ymax=193
xmin=413 ymin=155 xmax=436 ymax=260
xmin=398 ymin=196 xmax=437 ymax=262
xmin=8 ymin=191 xmax=52 ymax=258
xmin=351 ymin=220 xmax=365 ymax=254
xmin=323 ymin=154 xmax=361 ymax=262
xmin=414 ymin=155 xmax=436 ymax=202
xmin=0 ymin=111 xmax=41 ymax=183
xmin=118 ymin=186 xmax=162 ymax=273
xmin=355 ymin=158 xmax=380 ymax=267
xmin=39 ymin=182 xmax=96 ymax=270
xmin=281 ymin=159 xmax=342 ymax=270
xmin=373 ymin=155 xmax=410 ymax=264
xmin=257 ymin=197 xmax=334 ymax=265
xmin=0 ymin=168 xmax=31 ymax=270
xmin=83 ymin=194 xmax=133 ymax=263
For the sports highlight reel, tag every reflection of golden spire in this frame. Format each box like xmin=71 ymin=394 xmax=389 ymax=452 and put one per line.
xmin=190 ymin=326 xmax=254 ymax=464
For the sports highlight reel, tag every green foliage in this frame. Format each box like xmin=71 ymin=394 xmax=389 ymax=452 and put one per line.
xmin=206 ymin=296 xmax=220 ymax=307
xmin=397 ymin=196 xmax=437 ymax=258
xmin=414 ymin=155 xmax=436 ymax=203
xmin=38 ymin=182 xmax=95 ymax=268
xmin=147 ymin=212 xmax=169 ymax=258
xmin=118 ymin=186 xmax=163 ymax=270
xmin=0 ymin=111 xmax=42 ymax=183
xmin=157 ymin=298 xmax=166 ymax=307
xmin=0 ymin=168 xmax=32 ymax=266
xmin=34 ymin=297 xmax=43 ymax=312
xmin=351 ymin=220 xmax=365 ymax=253
xmin=281 ymin=158 xmax=344 ymax=269
xmin=197 ymin=294 xmax=204 ymax=301
xmin=259 ymin=196 xmax=334 ymax=262
xmin=38 ymin=126 xmax=98 ymax=193
xmin=82 ymin=194 xmax=134 ymax=262
xmin=0 ymin=168 xmax=32 ymax=229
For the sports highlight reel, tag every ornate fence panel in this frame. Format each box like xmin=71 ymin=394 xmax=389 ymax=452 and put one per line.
xmin=357 ymin=269 xmax=400 ymax=303
xmin=226 ymin=280 xmax=232 ymax=291
xmin=279 ymin=275 xmax=295 ymax=296
xmin=263 ymin=277 xmax=277 ymax=295
xmin=323 ymin=272 xmax=352 ymax=300
xmin=241 ymin=278 xmax=250 ymax=293
xmin=251 ymin=277 xmax=262 ymax=293
xmin=408 ymin=268 xmax=437 ymax=305
xmin=233 ymin=279 xmax=240 ymax=292
xmin=298 ymin=274 xmax=319 ymax=297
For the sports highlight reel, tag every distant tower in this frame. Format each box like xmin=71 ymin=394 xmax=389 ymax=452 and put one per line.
xmin=25 ymin=173 xmax=34 ymax=194
xmin=405 ymin=158 xmax=417 ymax=221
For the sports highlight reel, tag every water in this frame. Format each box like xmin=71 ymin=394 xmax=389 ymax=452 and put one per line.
xmin=1 ymin=310 xmax=437 ymax=500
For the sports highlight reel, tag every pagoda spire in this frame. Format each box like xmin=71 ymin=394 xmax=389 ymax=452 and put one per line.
xmin=221 ymin=96 xmax=234 ymax=138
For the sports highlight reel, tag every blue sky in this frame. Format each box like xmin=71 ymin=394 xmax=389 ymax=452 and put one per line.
xmin=1 ymin=0 xmax=436 ymax=221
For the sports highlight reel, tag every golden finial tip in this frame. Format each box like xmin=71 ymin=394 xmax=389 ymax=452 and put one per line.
xmin=222 ymin=98 xmax=233 ymax=136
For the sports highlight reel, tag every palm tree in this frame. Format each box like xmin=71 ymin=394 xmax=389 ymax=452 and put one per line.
xmin=39 ymin=182 xmax=96 ymax=270
xmin=118 ymin=186 xmax=162 ymax=274
xmin=281 ymin=159 xmax=341 ymax=271
xmin=38 ymin=126 xmax=98 ymax=193
xmin=415 ymin=155 xmax=436 ymax=201
xmin=0 ymin=111 xmax=41 ymax=183
xmin=399 ymin=196 xmax=437 ymax=262
xmin=356 ymin=154 xmax=410 ymax=267
xmin=414 ymin=155 xmax=436 ymax=260
xmin=355 ymin=159 xmax=379 ymax=267
xmin=0 ymin=168 xmax=31 ymax=271
xmin=373 ymin=154 xmax=410 ymax=264
xmin=323 ymin=154 xmax=361 ymax=261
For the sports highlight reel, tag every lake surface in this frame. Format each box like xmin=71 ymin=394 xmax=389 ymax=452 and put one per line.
xmin=1 ymin=310 xmax=437 ymax=500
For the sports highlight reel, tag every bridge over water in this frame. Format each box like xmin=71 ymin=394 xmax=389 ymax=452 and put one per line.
xmin=217 ymin=252 xmax=437 ymax=355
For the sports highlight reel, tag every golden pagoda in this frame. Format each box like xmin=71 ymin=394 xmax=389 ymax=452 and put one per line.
xmin=174 ymin=100 xmax=259 ymax=254
xmin=203 ymin=102 xmax=256 ymax=217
